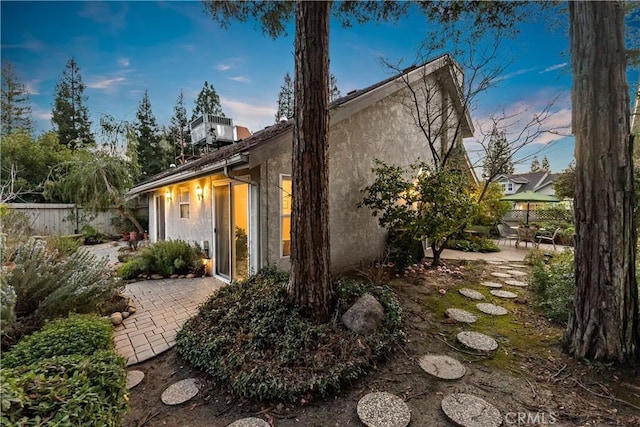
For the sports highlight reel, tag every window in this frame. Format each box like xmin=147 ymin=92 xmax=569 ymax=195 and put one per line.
xmin=179 ymin=188 xmax=190 ymax=218
xmin=502 ymin=182 xmax=513 ymax=193
xmin=280 ymin=175 xmax=292 ymax=257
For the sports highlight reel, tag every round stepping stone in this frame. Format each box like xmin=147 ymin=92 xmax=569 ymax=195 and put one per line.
xmin=490 ymin=272 xmax=511 ymax=278
xmin=495 ymin=265 xmax=513 ymax=270
xmin=126 ymin=370 xmax=145 ymax=390
xmin=509 ymin=264 xmax=527 ymax=268
xmin=457 ymin=331 xmax=498 ymax=352
xmin=227 ymin=418 xmax=270 ymax=427
xmin=418 ymin=354 xmax=466 ymax=380
xmin=490 ymin=290 xmax=518 ymax=299
xmin=357 ymin=391 xmax=411 ymax=427
xmin=458 ymin=288 xmax=484 ymax=301
xmin=476 ymin=303 xmax=508 ymax=316
xmin=505 ymin=270 xmax=528 ymax=277
xmin=485 ymin=261 xmax=504 ymax=265
xmin=441 ymin=393 xmax=502 ymax=427
xmin=504 ymin=279 xmax=528 ymax=287
xmin=480 ymin=281 xmax=502 ymax=289
xmin=445 ymin=308 xmax=478 ymax=323
xmin=161 ymin=378 xmax=200 ymax=405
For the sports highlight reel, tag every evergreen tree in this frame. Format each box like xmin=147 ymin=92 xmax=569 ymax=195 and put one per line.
xmin=134 ymin=90 xmax=170 ymax=178
xmin=170 ymin=90 xmax=191 ymax=163
xmin=192 ymin=81 xmax=224 ymax=121
xmin=329 ymin=73 xmax=341 ymax=103
xmin=482 ymin=130 xmax=514 ymax=180
xmin=51 ymin=58 xmax=94 ymax=150
xmin=275 ymin=72 xmax=294 ymax=122
xmin=541 ymin=156 xmax=551 ymax=172
xmin=1 ymin=61 xmax=33 ymax=136
xmin=530 ymin=156 xmax=541 ymax=172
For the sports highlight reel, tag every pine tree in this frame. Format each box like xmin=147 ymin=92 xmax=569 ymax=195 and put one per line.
xmin=329 ymin=73 xmax=341 ymax=103
xmin=541 ymin=156 xmax=551 ymax=172
xmin=530 ymin=156 xmax=541 ymax=172
xmin=51 ymin=58 xmax=94 ymax=150
xmin=134 ymin=90 xmax=169 ymax=178
xmin=170 ymin=90 xmax=191 ymax=163
xmin=1 ymin=61 xmax=33 ymax=136
xmin=482 ymin=130 xmax=514 ymax=180
xmin=192 ymin=81 xmax=224 ymax=121
xmin=275 ymin=72 xmax=294 ymax=122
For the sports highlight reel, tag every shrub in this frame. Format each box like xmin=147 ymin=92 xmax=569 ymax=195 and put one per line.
xmin=118 ymin=240 xmax=204 ymax=278
xmin=177 ymin=267 xmax=404 ymax=402
xmin=447 ymin=237 xmax=499 ymax=253
xmin=529 ymin=251 xmax=575 ymax=324
xmin=2 ymin=315 xmax=114 ymax=369
xmin=0 ymin=207 xmax=31 ymax=261
xmin=1 ymin=351 xmax=127 ymax=426
xmin=47 ymin=234 xmax=83 ymax=258
xmin=0 ymin=275 xmax=16 ymax=334
xmin=3 ymin=238 xmax=122 ymax=346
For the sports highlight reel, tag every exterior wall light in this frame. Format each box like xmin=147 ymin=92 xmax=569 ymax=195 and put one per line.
xmin=165 ymin=189 xmax=171 ymax=200
xmin=196 ymin=186 xmax=203 ymax=201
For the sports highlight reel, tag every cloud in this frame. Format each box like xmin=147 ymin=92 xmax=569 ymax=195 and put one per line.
xmin=220 ymin=96 xmax=276 ymax=132
xmin=216 ymin=57 xmax=244 ymax=72
xmin=1 ymin=39 xmax=45 ymax=50
xmin=216 ymin=63 xmax=232 ymax=71
xmin=228 ymin=76 xmax=251 ymax=84
xmin=117 ymin=58 xmax=130 ymax=67
xmin=32 ymin=107 xmax=52 ymax=121
xmin=78 ymin=2 xmax=129 ymax=32
xmin=495 ymin=67 xmax=538 ymax=82
xmin=539 ymin=62 xmax=568 ymax=73
xmin=24 ymin=81 xmax=40 ymax=95
xmin=87 ymin=77 xmax=126 ymax=91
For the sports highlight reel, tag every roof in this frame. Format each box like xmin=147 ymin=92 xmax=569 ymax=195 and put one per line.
xmin=499 ymin=171 xmax=559 ymax=192
xmin=129 ymin=54 xmax=472 ymax=196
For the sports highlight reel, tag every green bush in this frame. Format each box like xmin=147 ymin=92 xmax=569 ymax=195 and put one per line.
xmin=4 ymin=238 xmax=122 ymax=346
xmin=1 ymin=275 xmax=16 ymax=334
xmin=447 ymin=237 xmax=499 ymax=253
xmin=117 ymin=240 xmax=204 ymax=278
xmin=2 ymin=315 xmax=114 ymax=369
xmin=48 ymin=234 xmax=83 ymax=257
xmin=177 ymin=267 xmax=404 ymax=402
xmin=1 ymin=351 xmax=127 ymax=426
xmin=530 ymin=251 xmax=575 ymax=324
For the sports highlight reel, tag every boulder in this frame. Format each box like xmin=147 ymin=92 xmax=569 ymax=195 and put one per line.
xmin=110 ymin=312 xmax=123 ymax=326
xmin=341 ymin=293 xmax=384 ymax=335
xmin=186 ymin=273 xmax=195 ymax=279
xmin=151 ymin=274 xmax=164 ymax=280
xmin=121 ymin=311 xmax=130 ymax=319
xmin=127 ymin=305 xmax=137 ymax=314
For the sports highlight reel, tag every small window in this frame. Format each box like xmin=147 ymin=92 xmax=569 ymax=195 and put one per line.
xmin=179 ymin=189 xmax=190 ymax=218
xmin=281 ymin=175 xmax=292 ymax=257
xmin=507 ymin=182 xmax=513 ymax=192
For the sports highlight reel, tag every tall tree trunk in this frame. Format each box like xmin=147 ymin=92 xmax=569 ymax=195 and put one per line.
xmin=565 ymin=1 xmax=639 ymax=363
xmin=287 ymin=1 xmax=332 ymax=324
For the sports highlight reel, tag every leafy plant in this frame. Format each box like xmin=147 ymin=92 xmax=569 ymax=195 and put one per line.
xmin=2 ymin=315 xmax=114 ymax=368
xmin=0 ymin=275 xmax=16 ymax=334
xmin=447 ymin=237 xmax=499 ymax=253
xmin=529 ymin=250 xmax=575 ymax=324
xmin=177 ymin=267 xmax=404 ymax=402
xmin=117 ymin=240 xmax=204 ymax=278
xmin=0 ymin=206 xmax=31 ymax=261
xmin=47 ymin=234 xmax=83 ymax=257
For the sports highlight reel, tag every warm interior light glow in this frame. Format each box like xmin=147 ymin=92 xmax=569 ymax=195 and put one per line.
xmin=165 ymin=189 xmax=171 ymax=200
xmin=196 ymin=186 xmax=203 ymax=200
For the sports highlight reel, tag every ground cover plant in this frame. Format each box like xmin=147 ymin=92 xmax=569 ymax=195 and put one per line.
xmin=528 ymin=250 xmax=575 ymax=324
xmin=117 ymin=240 xmax=205 ymax=279
xmin=177 ymin=267 xmax=404 ymax=402
xmin=0 ymin=316 xmax=128 ymax=426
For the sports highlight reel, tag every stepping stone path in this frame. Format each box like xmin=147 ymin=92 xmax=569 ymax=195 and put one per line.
xmin=457 ymin=331 xmax=498 ymax=352
xmin=441 ymin=393 xmax=502 ymax=427
xmin=459 ymin=288 xmax=484 ymax=301
xmin=357 ymin=392 xmax=411 ymax=427
xmin=161 ymin=378 xmax=200 ymax=405
xmin=505 ymin=270 xmax=528 ymax=277
xmin=480 ymin=281 xmax=503 ymax=289
xmin=445 ymin=308 xmax=478 ymax=323
xmin=495 ymin=265 xmax=513 ymax=270
xmin=227 ymin=418 xmax=270 ymax=427
xmin=476 ymin=303 xmax=508 ymax=316
xmin=486 ymin=261 xmax=504 ymax=265
xmin=509 ymin=264 xmax=527 ymax=269
xmin=490 ymin=272 xmax=512 ymax=279
xmin=418 ymin=354 xmax=466 ymax=380
xmin=504 ymin=279 xmax=528 ymax=287
xmin=490 ymin=289 xmax=518 ymax=299
xmin=126 ymin=370 xmax=145 ymax=390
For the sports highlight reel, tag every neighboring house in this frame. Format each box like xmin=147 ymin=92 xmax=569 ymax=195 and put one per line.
xmin=127 ymin=54 xmax=474 ymax=283
xmin=497 ymin=171 xmax=560 ymax=210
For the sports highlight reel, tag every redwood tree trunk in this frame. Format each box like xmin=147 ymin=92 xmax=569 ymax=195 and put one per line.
xmin=287 ymin=1 xmax=332 ymax=323
xmin=565 ymin=1 xmax=639 ymax=363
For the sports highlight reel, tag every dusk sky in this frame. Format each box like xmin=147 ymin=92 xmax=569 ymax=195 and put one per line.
xmin=2 ymin=1 xmax=638 ymax=174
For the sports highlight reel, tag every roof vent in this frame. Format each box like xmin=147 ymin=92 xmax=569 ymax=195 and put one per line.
xmin=189 ymin=115 xmax=234 ymax=149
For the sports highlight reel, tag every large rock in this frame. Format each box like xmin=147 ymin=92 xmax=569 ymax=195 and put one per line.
xmin=341 ymin=293 xmax=384 ymax=335
xmin=109 ymin=312 xmax=123 ymax=326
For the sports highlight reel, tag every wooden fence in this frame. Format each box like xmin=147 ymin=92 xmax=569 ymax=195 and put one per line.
xmin=3 ymin=203 xmax=147 ymax=236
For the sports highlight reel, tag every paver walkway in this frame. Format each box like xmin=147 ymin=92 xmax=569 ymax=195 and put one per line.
xmin=113 ymin=277 xmax=225 ymax=365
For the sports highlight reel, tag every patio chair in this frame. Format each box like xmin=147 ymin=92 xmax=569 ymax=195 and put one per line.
xmin=536 ymin=227 xmax=561 ymax=251
xmin=497 ymin=223 xmax=519 ymax=247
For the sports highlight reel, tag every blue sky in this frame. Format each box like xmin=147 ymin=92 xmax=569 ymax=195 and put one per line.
xmin=2 ymin=1 xmax=638 ymax=174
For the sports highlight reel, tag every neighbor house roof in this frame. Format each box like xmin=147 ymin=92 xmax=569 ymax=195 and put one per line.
xmin=498 ymin=171 xmax=559 ymax=192
xmin=128 ymin=54 xmax=474 ymax=196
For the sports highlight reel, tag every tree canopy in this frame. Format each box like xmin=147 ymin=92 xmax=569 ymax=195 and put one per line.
xmin=1 ymin=61 xmax=32 ymax=136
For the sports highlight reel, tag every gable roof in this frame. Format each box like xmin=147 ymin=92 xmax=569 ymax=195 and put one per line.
xmin=128 ymin=54 xmax=473 ymax=196
xmin=498 ymin=171 xmax=559 ymax=192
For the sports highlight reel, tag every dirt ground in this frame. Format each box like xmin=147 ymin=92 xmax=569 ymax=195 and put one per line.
xmin=122 ymin=260 xmax=640 ymax=427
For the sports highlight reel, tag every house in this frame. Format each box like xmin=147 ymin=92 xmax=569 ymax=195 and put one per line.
xmin=127 ymin=55 xmax=475 ymax=282
xmin=497 ymin=171 xmax=559 ymax=204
